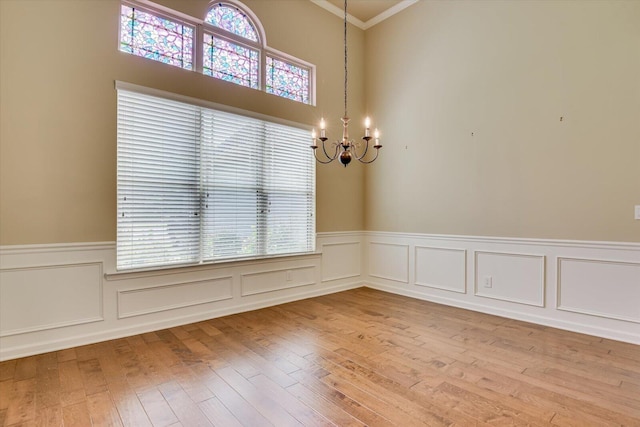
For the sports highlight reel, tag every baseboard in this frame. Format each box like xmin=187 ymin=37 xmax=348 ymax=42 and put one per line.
xmin=365 ymin=282 xmax=640 ymax=345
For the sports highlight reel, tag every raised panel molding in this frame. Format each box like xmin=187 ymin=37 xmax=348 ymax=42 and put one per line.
xmin=0 ymin=262 xmax=103 ymax=337
xmin=414 ymin=246 xmax=466 ymax=293
xmin=369 ymin=242 xmax=409 ymax=283
xmin=321 ymin=241 xmax=361 ymax=282
xmin=117 ymin=276 xmax=233 ymax=319
xmin=474 ymin=251 xmax=545 ymax=307
xmin=241 ymin=265 xmax=316 ymax=296
xmin=557 ymin=257 xmax=640 ymax=323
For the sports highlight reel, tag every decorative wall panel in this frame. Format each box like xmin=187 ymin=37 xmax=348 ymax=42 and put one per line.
xmin=118 ymin=276 xmax=233 ymax=318
xmin=369 ymin=242 xmax=409 ymax=283
xmin=474 ymin=251 xmax=545 ymax=307
xmin=415 ymin=246 xmax=466 ymax=293
xmin=321 ymin=241 xmax=361 ymax=282
xmin=0 ymin=262 xmax=103 ymax=336
xmin=558 ymin=257 xmax=640 ymax=323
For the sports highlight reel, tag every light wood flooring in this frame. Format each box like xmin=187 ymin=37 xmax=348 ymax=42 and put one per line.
xmin=1 ymin=288 xmax=639 ymax=426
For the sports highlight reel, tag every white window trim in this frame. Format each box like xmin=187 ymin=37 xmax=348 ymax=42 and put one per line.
xmin=115 ymin=81 xmax=311 ymax=130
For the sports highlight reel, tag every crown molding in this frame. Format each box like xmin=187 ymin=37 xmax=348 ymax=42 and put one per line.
xmin=309 ymin=0 xmax=418 ymax=30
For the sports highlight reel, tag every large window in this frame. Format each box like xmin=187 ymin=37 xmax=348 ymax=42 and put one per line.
xmin=118 ymin=1 xmax=313 ymax=105
xmin=116 ymin=83 xmax=315 ymax=270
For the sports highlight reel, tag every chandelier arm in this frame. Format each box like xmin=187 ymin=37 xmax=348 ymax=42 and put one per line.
xmin=322 ymin=139 xmax=339 ymax=161
xmin=356 ymin=148 xmax=381 ymax=164
xmin=313 ymin=141 xmax=340 ymax=164
xmin=352 ymin=139 xmax=371 ymax=161
xmin=313 ymin=151 xmax=337 ymax=164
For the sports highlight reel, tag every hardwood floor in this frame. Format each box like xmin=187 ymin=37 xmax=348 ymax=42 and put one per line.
xmin=1 ymin=288 xmax=639 ymax=426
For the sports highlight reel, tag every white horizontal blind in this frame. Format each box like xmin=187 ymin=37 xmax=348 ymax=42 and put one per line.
xmin=117 ymin=87 xmax=315 ymax=270
xmin=117 ymin=91 xmax=201 ymax=269
xmin=263 ymin=122 xmax=315 ymax=255
xmin=200 ymin=109 xmax=264 ymax=260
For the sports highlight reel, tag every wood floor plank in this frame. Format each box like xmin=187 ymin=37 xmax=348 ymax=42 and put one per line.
xmin=137 ymin=387 xmax=178 ymax=427
xmin=286 ymin=382 xmax=365 ymax=427
xmin=107 ymin=378 xmax=153 ymax=427
xmin=3 ymin=378 xmax=36 ymax=426
xmin=188 ymin=363 xmax=273 ymax=426
xmin=35 ymin=353 xmax=61 ymax=412
xmin=0 ymin=360 xmax=17 ymax=382
xmin=61 ymin=401 xmax=92 ymax=427
xmin=157 ymin=380 xmax=213 ymax=427
xmin=86 ymin=390 xmax=124 ymax=427
xmin=1 ymin=288 xmax=638 ymax=426
xmin=249 ymin=374 xmax=336 ymax=426
xmin=34 ymin=405 xmax=63 ymax=427
xmin=215 ymin=365 xmax=302 ymax=426
xmin=198 ymin=396 xmax=244 ymax=427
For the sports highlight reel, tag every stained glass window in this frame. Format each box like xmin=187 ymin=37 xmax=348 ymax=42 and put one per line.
xmin=203 ymin=34 xmax=259 ymax=89
xmin=118 ymin=1 xmax=314 ymax=105
xmin=266 ymin=56 xmax=310 ymax=104
xmin=204 ymin=3 xmax=259 ymax=42
xmin=120 ymin=5 xmax=193 ymax=70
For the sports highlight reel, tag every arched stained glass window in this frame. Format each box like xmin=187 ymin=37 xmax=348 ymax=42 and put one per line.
xmin=118 ymin=0 xmax=313 ymax=104
xmin=204 ymin=3 xmax=259 ymax=42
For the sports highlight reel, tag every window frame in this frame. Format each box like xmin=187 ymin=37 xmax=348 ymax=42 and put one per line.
xmin=115 ymin=81 xmax=316 ymax=271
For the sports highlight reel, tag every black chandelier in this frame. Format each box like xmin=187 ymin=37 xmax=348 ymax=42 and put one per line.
xmin=311 ymin=0 xmax=382 ymax=167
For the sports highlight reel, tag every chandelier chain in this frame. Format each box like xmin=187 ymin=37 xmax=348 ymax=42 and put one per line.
xmin=344 ymin=0 xmax=348 ymax=118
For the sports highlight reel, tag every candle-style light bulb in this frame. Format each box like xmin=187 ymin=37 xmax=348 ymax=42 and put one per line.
xmin=320 ymin=118 xmax=326 ymax=138
xmin=374 ymin=128 xmax=381 ymax=147
xmin=364 ymin=117 xmax=371 ymax=137
xmin=312 ymin=129 xmax=316 ymax=139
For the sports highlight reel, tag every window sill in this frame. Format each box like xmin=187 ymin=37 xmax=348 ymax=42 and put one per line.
xmin=104 ymin=251 xmax=321 ymax=281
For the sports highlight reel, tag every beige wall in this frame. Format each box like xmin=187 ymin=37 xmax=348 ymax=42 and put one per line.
xmin=0 ymin=0 xmax=366 ymax=245
xmin=365 ymin=0 xmax=640 ymax=242
xmin=3 ymin=0 xmax=638 ymax=246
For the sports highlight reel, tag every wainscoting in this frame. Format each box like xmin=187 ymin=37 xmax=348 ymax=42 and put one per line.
xmin=364 ymin=232 xmax=639 ymax=345
xmin=0 ymin=233 xmax=363 ymax=361
xmin=1 ymin=232 xmax=638 ymax=360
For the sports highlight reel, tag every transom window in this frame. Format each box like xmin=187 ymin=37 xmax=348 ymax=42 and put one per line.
xmin=204 ymin=3 xmax=259 ymax=42
xmin=120 ymin=5 xmax=194 ymax=70
xmin=202 ymin=34 xmax=259 ymax=89
xmin=118 ymin=1 xmax=313 ymax=105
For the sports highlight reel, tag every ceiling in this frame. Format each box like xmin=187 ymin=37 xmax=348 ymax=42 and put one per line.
xmin=311 ymin=0 xmax=417 ymax=29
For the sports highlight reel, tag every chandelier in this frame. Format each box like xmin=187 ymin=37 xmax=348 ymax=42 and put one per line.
xmin=311 ymin=0 xmax=382 ymax=167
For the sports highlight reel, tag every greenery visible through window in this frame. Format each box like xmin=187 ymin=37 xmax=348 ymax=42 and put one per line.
xmin=118 ymin=1 xmax=313 ymax=105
